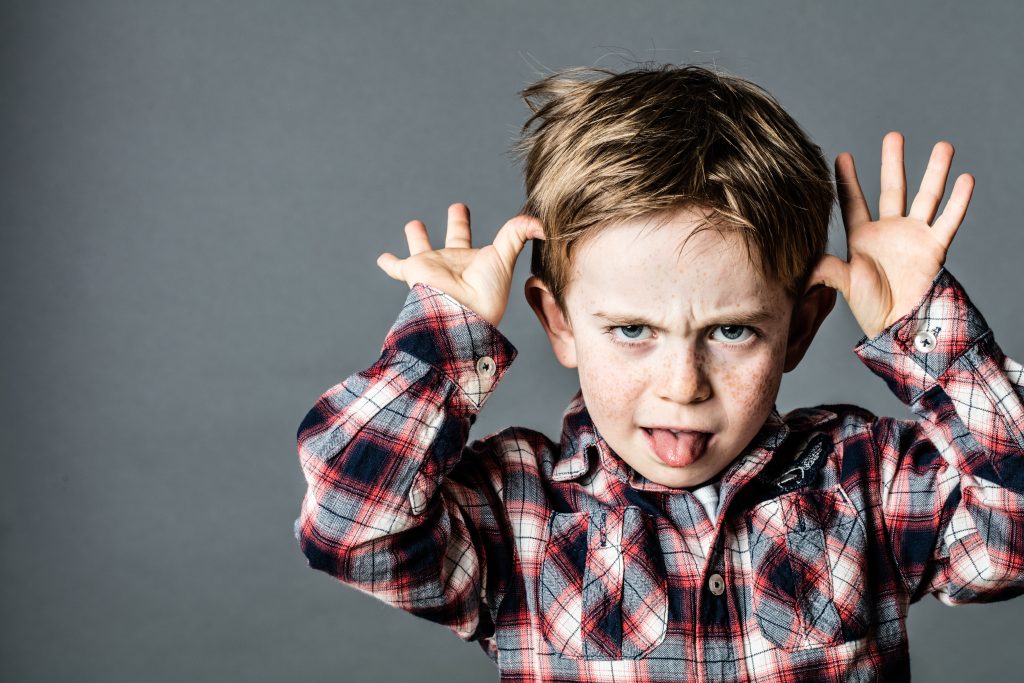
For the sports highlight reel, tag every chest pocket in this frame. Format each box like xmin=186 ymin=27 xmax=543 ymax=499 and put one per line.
xmin=746 ymin=483 xmax=870 ymax=650
xmin=539 ymin=506 xmax=668 ymax=660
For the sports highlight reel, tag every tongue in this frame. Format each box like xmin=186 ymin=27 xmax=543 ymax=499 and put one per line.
xmin=648 ymin=428 xmax=708 ymax=467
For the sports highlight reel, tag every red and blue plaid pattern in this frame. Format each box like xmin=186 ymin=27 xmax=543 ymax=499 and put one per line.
xmin=295 ymin=267 xmax=1024 ymax=681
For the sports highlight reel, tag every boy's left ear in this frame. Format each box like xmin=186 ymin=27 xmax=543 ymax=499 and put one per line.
xmin=783 ymin=283 xmax=837 ymax=373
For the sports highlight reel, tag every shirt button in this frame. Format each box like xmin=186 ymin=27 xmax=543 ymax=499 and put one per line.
xmin=913 ymin=329 xmax=937 ymax=353
xmin=708 ymin=573 xmax=725 ymax=596
xmin=476 ymin=355 xmax=496 ymax=377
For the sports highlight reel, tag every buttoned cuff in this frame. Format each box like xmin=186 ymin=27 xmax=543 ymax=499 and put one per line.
xmin=853 ymin=267 xmax=994 ymax=405
xmin=381 ymin=282 xmax=518 ymax=412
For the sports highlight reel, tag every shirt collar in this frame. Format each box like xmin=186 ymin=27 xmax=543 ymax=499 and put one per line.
xmin=550 ymin=389 xmax=601 ymax=481
xmin=550 ymin=388 xmax=794 ymax=491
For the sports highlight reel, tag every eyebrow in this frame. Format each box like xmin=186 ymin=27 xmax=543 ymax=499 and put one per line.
xmin=592 ymin=309 xmax=776 ymax=327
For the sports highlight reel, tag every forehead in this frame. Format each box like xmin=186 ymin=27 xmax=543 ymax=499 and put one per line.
xmin=567 ymin=210 xmax=784 ymax=310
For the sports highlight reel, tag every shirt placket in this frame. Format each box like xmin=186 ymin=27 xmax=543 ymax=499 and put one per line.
xmin=582 ymin=508 xmax=626 ymax=659
xmin=695 ymin=530 xmax=743 ymax=682
xmin=686 ymin=433 xmax=785 ymax=681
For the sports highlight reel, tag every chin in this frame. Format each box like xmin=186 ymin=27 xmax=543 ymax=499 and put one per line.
xmin=651 ymin=460 xmax=725 ymax=488
xmin=645 ymin=466 xmax=705 ymax=489
xmin=664 ymin=475 xmax=710 ymax=489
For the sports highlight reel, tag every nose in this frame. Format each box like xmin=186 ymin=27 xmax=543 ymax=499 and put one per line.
xmin=657 ymin=344 xmax=712 ymax=404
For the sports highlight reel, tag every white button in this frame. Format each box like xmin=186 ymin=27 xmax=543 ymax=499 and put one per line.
xmin=708 ymin=573 xmax=725 ymax=596
xmin=913 ymin=329 xmax=937 ymax=353
xmin=476 ymin=355 xmax=496 ymax=377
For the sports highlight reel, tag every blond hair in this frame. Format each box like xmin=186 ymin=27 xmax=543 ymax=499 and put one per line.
xmin=510 ymin=62 xmax=835 ymax=319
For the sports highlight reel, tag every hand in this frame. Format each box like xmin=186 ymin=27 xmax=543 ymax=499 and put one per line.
xmin=376 ymin=203 xmax=545 ymax=328
xmin=808 ymin=131 xmax=975 ymax=339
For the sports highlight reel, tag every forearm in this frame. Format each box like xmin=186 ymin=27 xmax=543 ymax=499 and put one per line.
xmin=293 ymin=281 xmax=518 ymax=636
xmin=856 ymin=267 xmax=1024 ymax=603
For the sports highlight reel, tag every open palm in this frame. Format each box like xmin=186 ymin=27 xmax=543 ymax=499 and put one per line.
xmin=376 ymin=203 xmax=544 ymax=327
xmin=809 ymin=132 xmax=975 ymax=339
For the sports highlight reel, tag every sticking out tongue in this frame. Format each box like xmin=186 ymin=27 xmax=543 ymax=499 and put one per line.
xmin=646 ymin=428 xmax=709 ymax=468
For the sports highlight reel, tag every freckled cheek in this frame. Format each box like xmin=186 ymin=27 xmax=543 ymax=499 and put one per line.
xmin=577 ymin=350 xmax=648 ymax=423
xmin=714 ymin=358 xmax=779 ymax=415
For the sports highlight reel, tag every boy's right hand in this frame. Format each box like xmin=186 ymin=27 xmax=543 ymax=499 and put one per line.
xmin=376 ymin=203 xmax=545 ymax=328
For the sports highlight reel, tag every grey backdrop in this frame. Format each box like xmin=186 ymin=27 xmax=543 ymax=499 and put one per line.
xmin=3 ymin=1 xmax=1022 ymax=681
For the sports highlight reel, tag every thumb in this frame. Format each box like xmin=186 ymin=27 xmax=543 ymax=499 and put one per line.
xmin=490 ymin=215 xmax=544 ymax=270
xmin=805 ymin=254 xmax=850 ymax=298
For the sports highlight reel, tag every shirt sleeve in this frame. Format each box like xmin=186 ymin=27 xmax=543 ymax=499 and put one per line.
xmin=854 ymin=266 xmax=1024 ymax=606
xmin=293 ymin=282 xmax=519 ymax=641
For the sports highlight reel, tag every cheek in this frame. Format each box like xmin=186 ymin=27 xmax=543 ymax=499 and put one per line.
xmin=576 ymin=346 xmax=647 ymax=422
xmin=714 ymin=352 xmax=782 ymax=420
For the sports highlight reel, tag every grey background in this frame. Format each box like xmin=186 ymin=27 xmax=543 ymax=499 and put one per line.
xmin=3 ymin=1 xmax=1021 ymax=681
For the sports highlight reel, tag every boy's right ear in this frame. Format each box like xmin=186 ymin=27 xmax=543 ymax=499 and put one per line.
xmin=524 ymin=275 xmax=578 ymax=369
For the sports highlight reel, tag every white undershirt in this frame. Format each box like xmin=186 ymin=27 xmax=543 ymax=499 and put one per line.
xmin=688 ymin=479 xmax=721 ymax=524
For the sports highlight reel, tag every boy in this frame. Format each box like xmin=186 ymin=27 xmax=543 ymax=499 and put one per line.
xmin=293 ymin=64 xmax=1024 ymax=681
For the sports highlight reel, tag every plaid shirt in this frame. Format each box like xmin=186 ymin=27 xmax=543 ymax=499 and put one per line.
xmin=294 ymin=266 xmax=1024 ymax=682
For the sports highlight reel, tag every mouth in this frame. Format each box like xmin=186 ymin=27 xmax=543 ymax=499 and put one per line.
xmin=642 ymin=427 xmax=711 ymax=468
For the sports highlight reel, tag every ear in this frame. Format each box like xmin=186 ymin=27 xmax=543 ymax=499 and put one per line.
xmin=783 ymin=283 xmax=837 ymax=373
xmin=524 ymin=275 xmax=578 ymax=368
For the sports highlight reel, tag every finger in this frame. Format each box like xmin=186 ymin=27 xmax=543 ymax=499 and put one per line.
xmin=445 ymin=202 xmax=472 ymax=249
xmin=835 ymin=152 xmax=871 ymax=231
xmin=931 ymin=173 xmax=975 ymax=250
xmin=879 ymin=131 xmax=906 ymax=218
xmin=404 ymin=220 xmax=433 ymax=255
xmin=908 ymin=141 xmax=954 ymax=224
xmin=375 ymin=252 xmax=405 ymax=282
xmin=490 ymin=215 xmax=544 ymax=272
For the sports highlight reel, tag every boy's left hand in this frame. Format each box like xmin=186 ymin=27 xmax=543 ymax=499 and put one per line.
xmin=808 ymin=131 xmax=975 ymax=339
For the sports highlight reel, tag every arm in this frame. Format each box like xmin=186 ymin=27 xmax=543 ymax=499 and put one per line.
xmin=810 ymin=132 xmax=1022 ymax=605
xmin=294 ymin=280 xmax=518 ymax=640
xmin=854 ymin=266 xmax=1024 ymax=604
xmin=294 ymin=203 xmax=543 ymax=641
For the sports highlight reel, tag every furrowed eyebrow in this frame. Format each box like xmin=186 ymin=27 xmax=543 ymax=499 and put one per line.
xmin=592 ymin=309 xmax=775 ymax=327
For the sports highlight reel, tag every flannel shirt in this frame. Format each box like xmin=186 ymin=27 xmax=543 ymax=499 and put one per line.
xmin=294 ymin=266 xmax=1024 ymax=682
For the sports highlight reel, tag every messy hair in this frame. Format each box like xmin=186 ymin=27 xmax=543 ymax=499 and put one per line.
xmin=509 ymin=62 xmax=835 ymax=321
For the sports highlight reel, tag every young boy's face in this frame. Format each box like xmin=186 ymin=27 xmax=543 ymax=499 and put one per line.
xmin=525 ymin=206 xmax=833 ymax=489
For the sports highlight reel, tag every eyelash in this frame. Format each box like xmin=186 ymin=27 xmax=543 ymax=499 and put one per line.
xmin=603 ymin=324 xmax=759 ymax=348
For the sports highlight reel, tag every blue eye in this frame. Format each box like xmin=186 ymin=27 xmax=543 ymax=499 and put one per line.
xmin=712 ymin=325 xmax=756 ymax=344
xmin=606 ymin=324 xmax=652 ymax=345
xmin=605 ymin=323 xmax=758 ymax=347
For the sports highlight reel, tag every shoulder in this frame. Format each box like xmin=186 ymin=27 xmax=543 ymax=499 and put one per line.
xmin=447 ymin=425 xmax=560 ymax=506
xmin=784 ymin=402 xmax=879 ymax=438
xmin=462 ymin=424 xmax=556 ymax=474
xmin=773 ymin=403 xmax=885 ymax=489
xmin=783 ymin=402 xmax=884 ymax=465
